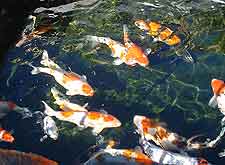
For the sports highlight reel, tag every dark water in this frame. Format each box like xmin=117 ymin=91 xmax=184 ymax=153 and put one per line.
xmin=0 ymin=0 xmax=225 ymax=164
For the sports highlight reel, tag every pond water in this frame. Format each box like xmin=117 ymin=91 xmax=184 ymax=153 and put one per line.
xmin=0 ymin=0 xmax=225 ymax=164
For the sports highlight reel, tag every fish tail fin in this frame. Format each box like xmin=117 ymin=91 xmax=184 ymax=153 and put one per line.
xmin=28 ymin=63 xmax=41 ymax=75
xmin=42 ymin=101 xmax=57 ymax=117
xmin=208 ymin=95 xmax=218 ymax=108
xmin=40 ymin=50 xmax=53 ymax=67
xmin=51 ymin=87 xmax=66 ymax=106
xmin=123 ymin=24 xmax=129 ymax=43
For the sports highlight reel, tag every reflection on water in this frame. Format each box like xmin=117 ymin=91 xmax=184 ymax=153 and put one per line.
xmin=0 ymin=0 xmax=225 ymax=164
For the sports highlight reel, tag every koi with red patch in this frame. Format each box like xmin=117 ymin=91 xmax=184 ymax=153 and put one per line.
xmin=208 ymin=79 xmax=225 ymax=115
xmin=0 ymin=127 xmax=14 ymax=143
xmin=134 ymin=115 xmax=209 ymax=153
xmin=29 ymin=50 xmax=94 ymax=96
xmin=43 ymin=101 xmax=121 ymax=135
xmin=135 ymin=19 xmax=181 ymax=46
xmin=84 ymin=142 xmax=156 ymax=165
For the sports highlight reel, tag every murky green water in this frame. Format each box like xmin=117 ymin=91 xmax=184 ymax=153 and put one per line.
xmin=0 ymin=0 xmax=225 ymax=164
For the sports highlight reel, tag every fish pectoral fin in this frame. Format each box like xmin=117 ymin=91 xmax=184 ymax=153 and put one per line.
xmin=66 ymin=90 xmax=79 ymax=96
xmin=92 ymin=127 xmax=104 ymax=135
xmin=112 ymin=58 xmax=124 ymax=65
xmin=208 ymin=95 xmax=218 ymax=108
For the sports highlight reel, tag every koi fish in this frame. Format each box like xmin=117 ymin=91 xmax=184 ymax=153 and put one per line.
xmin=123 ymin=24 xmax=149 ymax=67
xmin=134 ymin=20 xmax=181 ymax=46
xmin=0 ymin=100 xmax=32 ymax=119
xmin=86 ymin=25 xmax=149 ymax=67
xmin=29 ymin=50 xmax=94 ymax=96
xmin=16 ymin=16 xmax=54 ymax=47
xmin=135 ymin=20 xmax=194 ymax=63
xmin=208 ymin=79 xmax=225 ymax=115
xmin=43 ymin=101 xmax=121 ymax=135
xmin=51 ymin=87 xmax=88 ymax=112
xmin=84 ymin=140 xmax=156 ymax=165
xmin=139 ymin=138 xmax=211 ymax=165
xmin=0 ymin=127 xmax=14 ymax=143
xmin=133 ymin=115 xmax=208 ymax=152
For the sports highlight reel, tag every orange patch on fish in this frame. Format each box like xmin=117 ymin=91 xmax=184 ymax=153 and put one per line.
xmin=63 ymin=72 xmax=80 ymax=83
xmin=159 ymin=28 xmax=173 ymax=41
xmin=87 ymin=112 xmax=101 ymax=120
xmin=82 ymin=83 xmax=94 ymax=96
xmin=122 ymin=149 xmax=133 ymax=159
xmin=156 ymin=126 xmax=169 ymax=140
xmin=103 ymin=115 xmax=114 ymax=122
xmin=135 ymin=152 xmax=153 ymax=165
xmin=165 ymin=35 xmax=181 ymax=46
xmin=2 ymin=131 xmax=14 ymax=143
xmin=149 ymin=22 xmax=161 ymax=35
xmin=211 ymin=79 xmax=225 ymax=95
xmin=60 ymin=111 xmax=74 ymax=118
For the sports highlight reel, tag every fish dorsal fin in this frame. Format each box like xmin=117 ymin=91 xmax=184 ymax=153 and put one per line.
xmin=99 ymin=109 xmax=108 ymax=114
xmin=83 ymin=103 xmax=89 ymax=108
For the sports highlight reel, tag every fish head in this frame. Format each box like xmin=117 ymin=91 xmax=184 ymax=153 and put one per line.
xmin=102 ymin=114 xmax=121 ymax=128
xmin=82 ymin=83 xmax=94 ymax=96
xmin=197 ymin=158 xmax=209 ymax=165
xmin=133 ymin=115 xmax=156 ymax=137
xmin=2 ymin=131 xmax=14 ymax=143
xmin=134 ymin=20 xmax=150 ymax=31
xmin=211 ymin=79 xmax=225 ymax=95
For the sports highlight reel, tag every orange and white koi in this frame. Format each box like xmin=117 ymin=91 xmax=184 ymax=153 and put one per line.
xmin=134 ymin=115 xmax=187 ymax=152
xmin=0 ymin=127 xmax=14 ymax=143
xmin=29 ymin=50 xmax=94 ymax=96
xmin=84 ymin=141 xmax=156 ymax=165
xmin=0 ymin=100 xmax=32 ymax=119
xmin=43 ymin=101 xmax=121 ymax=135
xmin=51 ymin=87 xmax=88 ymax=112
xmin=135 ymin=20 xmax=181 ymax=46
xmin=86 ymin=25 xmax=149 ymax=67
xmin=133 ymin=115 xmax=208 ymax=152
xmin=208 ymin=78 xmax=225 ymax=115
xmin=16 ymin=16 xmax=54 ymax=47
xmin=139 ymin=138 xmax=211 ymax=165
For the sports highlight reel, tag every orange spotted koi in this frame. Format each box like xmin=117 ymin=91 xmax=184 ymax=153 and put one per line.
xmin=134 ymin=115 xmax=208 ymax=153
xmin=16 ymin=16 xmax=54 ymax=47
xmin=135 ymin=20 xmax=181 ymax=46
xmin=29 ymin=50 xmax=94 ymax=96
xmin=208 ymin=79 xmax=225 ymax=115
xmin=43 ymin=101 xmax=121 ymax=135
xmin=84 ymin=140 xmax=156 ymax=165
xmin=0 ymin=127 xmax=14 ymax=143
xmin=86 ymin=25 xmax=149 ymax=67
